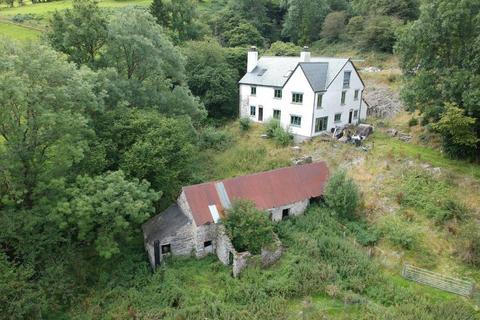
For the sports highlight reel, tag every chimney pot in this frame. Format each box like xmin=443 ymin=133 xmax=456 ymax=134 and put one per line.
xmin=300 ymin=46 xmax=311 ymax=62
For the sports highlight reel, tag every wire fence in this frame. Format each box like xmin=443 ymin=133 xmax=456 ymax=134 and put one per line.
xmin=402 ymin=264 xmax=475 ymax=297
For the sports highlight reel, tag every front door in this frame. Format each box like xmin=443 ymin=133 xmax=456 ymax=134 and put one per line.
xmin=348 ymin=110 xmax=353 ymax=124
xmin=258 ymin=107 xmax=263 ymax=122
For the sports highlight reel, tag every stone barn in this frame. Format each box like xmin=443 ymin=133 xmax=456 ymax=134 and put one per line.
xmin=142 ymin=162 xmax=329 ymax=271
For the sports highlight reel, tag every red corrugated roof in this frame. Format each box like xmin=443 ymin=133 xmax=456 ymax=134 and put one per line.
xmin=182 ymin=162 xmax=329 ymax=226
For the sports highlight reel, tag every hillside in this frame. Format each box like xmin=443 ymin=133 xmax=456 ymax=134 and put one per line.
xmin=1 ymin=0 xmax=479 ymax=319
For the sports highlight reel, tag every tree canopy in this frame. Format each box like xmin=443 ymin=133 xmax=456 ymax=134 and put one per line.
xmin=395 ymin=0 xmax=480 ymax=158
xmin=223 ymin=200 xmax=274 ymax=254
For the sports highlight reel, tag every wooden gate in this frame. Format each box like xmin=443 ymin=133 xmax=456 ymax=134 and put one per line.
xmin=402 ymin=264 xmax=475 ymax=297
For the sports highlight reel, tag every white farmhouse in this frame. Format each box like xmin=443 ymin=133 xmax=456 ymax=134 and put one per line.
xmin=239 ymin=46 xmax=367 ymax=140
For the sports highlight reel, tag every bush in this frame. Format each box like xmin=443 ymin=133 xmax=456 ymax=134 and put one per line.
xmin=199 ymin=127 xmax=233 ymax=151
xmin=223 ymin=200 xmax=274 ymax=254
xmin=458 ymin=224 xmax=480 ymax=267
xmin=346 ymin=221 xmax=379 ymax=247
xmin=324 ymin=170 xmax=360 ymax=220
xmin=239 ymin=117 xmax=251 ymax=131
xmin=408 ymin=117 xmax=418 ymax=127
xmin=264 ymin=119 xmax=293 ymax=146
xmin=377 ymin=215 xmax=420 ymax=250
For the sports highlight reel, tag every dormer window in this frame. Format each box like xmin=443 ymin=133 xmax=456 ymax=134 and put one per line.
xmin=343 ymin=71 xmax=351 ymax=88
xmin=251 ymin=86 xmax=256 ymax=95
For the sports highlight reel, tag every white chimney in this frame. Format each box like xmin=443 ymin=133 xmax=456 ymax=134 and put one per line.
xmin=300 ymin=46 xmax=311 ymax=62
xmin=247 ymin=46 xmax=258 ymax=73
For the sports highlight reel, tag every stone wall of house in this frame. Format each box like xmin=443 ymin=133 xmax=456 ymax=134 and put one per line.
xmin=233 ymin=252 xmax=252 ymax=278
xmin=178 ymin=190 xmax=217 ymax=258
xmin=261 ymin=235 xmax=283 ymax=267
xmin=177 ymin=191 xmax=194 ymax=222
xmin=194 ymin=223 xmax=217 ymax=258
xmin=269 ymin=199 xmax=309 ymax=222
xmin=216 ymin=225 xmax=236 ymax=265
xmin=145 ymin=221 xmax=195 ymax=269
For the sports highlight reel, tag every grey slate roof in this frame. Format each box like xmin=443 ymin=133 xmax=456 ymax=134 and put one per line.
xmin=142 ymin=204 xmax=190 ymax=244
xmin=300 ymin=62 xmax=329 ymax=91
xmin=239 ymin=56 xmax=349 ymax=91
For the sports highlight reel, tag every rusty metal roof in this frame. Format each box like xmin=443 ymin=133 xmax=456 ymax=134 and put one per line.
xmin=182 ymin=162 xmax=329 ymax=226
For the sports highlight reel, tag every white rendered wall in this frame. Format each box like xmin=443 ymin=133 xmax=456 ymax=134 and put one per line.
xmin=239 ymin=67 xmax=315 ymax=138
xmin=311 ymin=61 xmax=365 ymax=136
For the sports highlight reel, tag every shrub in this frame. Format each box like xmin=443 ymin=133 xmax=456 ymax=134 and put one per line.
xmin=324 ymin=170 xmax=360 ymax=220
xmin=239 ymin=117 xmax=251 ymax=131
xmin=264 ymin=119 xmax=293 ymax=146
xmin=439 ymin=199 xmax=469 ymax=222
xmin=458 ymin=224 xmax=480 ymax=267
xmin=199 ymin=127 xmax=233 ymax=151
xmin=346 ymin=221 xmax=379 ymax=247
xmin=223 ymin=200 xmax=274 ymax=254
xmin=264 ymin=119 xmax=281 ymax=138
xmin=377 ymin=215 xmax=420 ymax=250
xmin=408 ymin=117 xmax=418 ymax=127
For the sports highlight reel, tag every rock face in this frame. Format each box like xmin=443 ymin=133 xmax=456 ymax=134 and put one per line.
xmin=364 ymin=85 xmax=404 ymax=118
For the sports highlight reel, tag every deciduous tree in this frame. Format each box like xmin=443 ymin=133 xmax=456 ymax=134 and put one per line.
xmin=51 ymin=171 xmax=159 ymax=259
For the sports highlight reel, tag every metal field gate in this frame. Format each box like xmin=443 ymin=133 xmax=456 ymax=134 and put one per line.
xmin=402 ymin=264 xmax=475 ymax=297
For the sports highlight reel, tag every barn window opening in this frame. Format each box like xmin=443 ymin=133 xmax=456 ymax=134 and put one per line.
xmin=161 ymin=244 xmax=171 ymax=254
xmin=204 ymin=240 xmax=212 ymax=248
xmin=282 ymin=208 xmax=290 ymax=219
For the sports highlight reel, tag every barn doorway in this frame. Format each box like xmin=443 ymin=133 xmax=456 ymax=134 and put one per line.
xmin=229 ymin=251 xmax=234 ymax=265
xmin=282 ymin=208 xmax=290 ymax=220
xmin=154 ymin=240 xmax=161 ymax=267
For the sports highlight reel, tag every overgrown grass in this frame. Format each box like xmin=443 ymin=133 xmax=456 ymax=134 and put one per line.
xmin=372 ymin=131 xmax=480 ymax=179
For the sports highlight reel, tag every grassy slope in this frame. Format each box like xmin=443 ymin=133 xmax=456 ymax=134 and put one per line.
xmin=0 ymin=21 xmax=40 ymax=40
xmin=0 ymin=0 xmax=151 ymax=40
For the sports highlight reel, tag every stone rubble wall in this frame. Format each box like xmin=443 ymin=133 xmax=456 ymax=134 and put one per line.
xmin=269 ymin=199 xmax=309 ymax=222
xmin=145 ymin=221 xmax=195 ymax=270
xmin=261 ymin=235 xmax=283 ymax=267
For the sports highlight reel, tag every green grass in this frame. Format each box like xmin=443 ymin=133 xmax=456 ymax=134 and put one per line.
xmin=0 ymin=0 xmax=151 ymax=41
xmin=372 ymin=131 xmax=480 ymax=179
xmin=0 ymin=0 xmax=151 ymax=16
xmin=0 ymin=21 xmax=40 ymax=40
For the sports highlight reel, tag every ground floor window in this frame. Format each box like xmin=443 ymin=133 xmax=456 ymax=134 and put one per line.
xmin=250 ymin=106 xmax=256 ymax=116
xmin=290 ymin=115 xmax=301 ymax=127
xmin=354 ymin=110 xmax=358 ymax=119
xmin=161 ymin=244 xmax=171 ymax=254
xmin=273 ymin=109 xmax=281 ymax=120
xmin=334 ymin=113 xmax=342 ymax=122
xmin=315 ymin=116 xmax=328 ymax=132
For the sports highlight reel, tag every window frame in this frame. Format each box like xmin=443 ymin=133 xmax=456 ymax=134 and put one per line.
xmin=354 ymin=89 xmax=359 ymax=101
xmin=273 ymin=109 xmax=281 ymax=120
xmin=274 ymin=88 xmax=282 ymax=99
xmin=291 ymin=92 xmax=303 ymax=104
xmin=334 ymin=113 xmax=342 ymax=123
xmin=250 ymin=106 xmax=256 ymax=117
xmin=353 ymin=110 xmax=358 ymax=119
xmin=341 ymin=91 xmax=346 ymax=105
xmin=315 ymin=116 xmax=328 ymax=133
xmin=251 ymin=86 xmax=257 ymax=95
xmin=290 ymin=115 xmax=302 ymax=127
xmin=161 ymin=244 xmax=171 ymax=254
xmin=343 ymin=71 xmax=351 ymax=88
xmin=316 ymin=93 xmax=323 ymax=109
